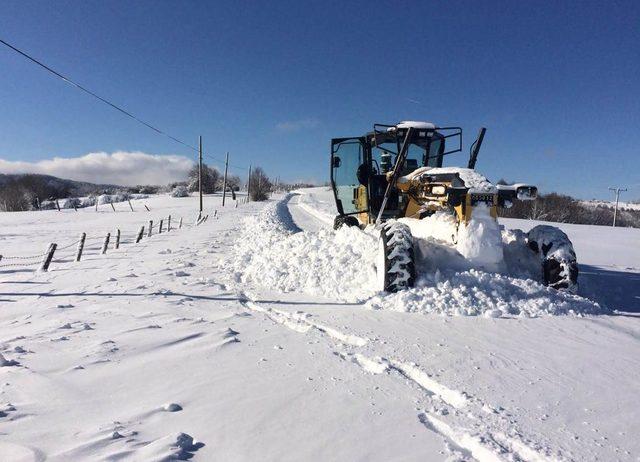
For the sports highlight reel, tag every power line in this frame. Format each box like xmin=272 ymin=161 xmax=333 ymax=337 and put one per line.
xmin=0 ymin=37 xmax=199 ymax=152
xmin=203 ymin=154 xmax=245 ymax=171
xmin=0 ymin=37 xmax=248 ymax=170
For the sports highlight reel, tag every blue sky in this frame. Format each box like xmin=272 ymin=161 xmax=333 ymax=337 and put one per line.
xmin=1 ymin=0 xmax=639 ymax=199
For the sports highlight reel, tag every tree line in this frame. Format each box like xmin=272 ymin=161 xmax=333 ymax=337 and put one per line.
xmin=0 ymin=164 xmax=277 ymax=211
xmin=498 ymin=190 xmax=640 ymax=228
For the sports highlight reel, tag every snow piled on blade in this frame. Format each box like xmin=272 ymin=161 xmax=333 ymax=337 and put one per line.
xmin=366 ymin=268 xmax=603 ymax=317
xmin=229 ymin=196 xmax=378 ymax=302
xmin=455 ymin=204 xmax=504 ymax=271
xmin=233 ymin=194 xmax=605 ymax=317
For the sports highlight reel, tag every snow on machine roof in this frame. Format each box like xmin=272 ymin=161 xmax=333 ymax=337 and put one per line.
xmin=396 ymin=121 xmax=436 ymax=129
xmin=387 ymin=121 xmax=437 ymax=132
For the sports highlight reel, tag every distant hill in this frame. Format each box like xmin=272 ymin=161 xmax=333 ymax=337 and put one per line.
xmin=0 ymin=173 xmax=134 ymax=211
xmin=0 ymin=173 xmax=124 ymax=197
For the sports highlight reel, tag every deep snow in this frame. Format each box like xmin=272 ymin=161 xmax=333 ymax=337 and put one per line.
xmin=1 ymin=188 xmax=639 ymax=461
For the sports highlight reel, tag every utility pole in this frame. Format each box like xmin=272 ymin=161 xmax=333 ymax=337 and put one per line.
xmin=247 ymin=164 xmax=252 ymax=203
xmin=198 ymin=136 xmax=203 ymax=215
xmin=608 ymin=187 xmax=627 ymax=227
xmin=222 ymin=152 xmax=229 ymax=206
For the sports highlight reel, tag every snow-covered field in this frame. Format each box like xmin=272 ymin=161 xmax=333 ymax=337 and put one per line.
xmin=581 ymin=199 xmax=640 ymax=211
xmin=1 ymin=188 xmax=639 ymax=461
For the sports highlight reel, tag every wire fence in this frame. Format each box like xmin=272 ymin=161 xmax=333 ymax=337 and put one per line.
xmin=0 ymin=210 xmax=215 ymax=273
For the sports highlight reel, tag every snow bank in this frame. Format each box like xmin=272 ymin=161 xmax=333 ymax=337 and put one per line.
xmin=228 ymin=196 xmax=378 ymax=302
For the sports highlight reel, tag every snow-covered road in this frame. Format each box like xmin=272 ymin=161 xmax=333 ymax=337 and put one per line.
xmin=1 ymin=190 xmax=639 ymax=461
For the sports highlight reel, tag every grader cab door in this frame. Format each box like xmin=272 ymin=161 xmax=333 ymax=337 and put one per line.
xmin=330 ymin=137 xmax=368 ymax=218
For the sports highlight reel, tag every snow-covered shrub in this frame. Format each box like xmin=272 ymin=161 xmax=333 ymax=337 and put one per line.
xmin=171 ymin=185 xmax=190 ymax=197
xmin=82 ymin=196 xmax=97 ymax=207
xmin=97 ymin=194 xmax=112 ymax=205
xmin=61 ymin=197 xmax=82 ymax=209
xmin=39 ymin=200 xmax=57 ymax=210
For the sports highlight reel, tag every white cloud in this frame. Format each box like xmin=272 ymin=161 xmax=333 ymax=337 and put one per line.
xmin=275 ymin=118 xmax=320 ymax=132
xmin=0 ymin=151 xmax=194 ymax=186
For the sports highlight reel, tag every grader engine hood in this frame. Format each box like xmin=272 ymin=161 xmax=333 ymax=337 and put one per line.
xmin=399 ymin=167 xmax=496 ymax=201
xmin=399 ymin=167 xmax=536 ymax=203
xmin=396 ymin=166 xmax=538 ymax=222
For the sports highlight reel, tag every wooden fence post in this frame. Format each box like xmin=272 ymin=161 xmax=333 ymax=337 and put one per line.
xmin=159 ymin=219 xmax=164 ymax=234
xmin=40 ymin=243 xmax=57 ymax=271
xmin=101 ymin=233 xmax=110 ymax=254
xmin=167 ymin=215 xmax=171 ymax=231
xmin=115 ymin=229 xmax=121 ymax=249
xmin=148 ymin=220 xmax=153 ymax=237
xmin=75 ymin=232 xmax=86 ymax=261
xmin=136 ymin=226 xmax=144 ymax=243
xmin=179 ymin=217 xmax=183 ymax=229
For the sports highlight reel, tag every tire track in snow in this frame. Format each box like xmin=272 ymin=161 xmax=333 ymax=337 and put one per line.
xmin=241 ymin=299 xmax=367 ymax=346
xmin=241 ymin=297 xmax=496 ymax=461
xmin=335 ymin=352 xmax=468 ymax=409
xmin=418 ymin=413 xmax=510 ymax=462
xmin=339 ymin=350 xmax=561 ymax=462
xmin=240 ymin=295 xmax=559 ymax=462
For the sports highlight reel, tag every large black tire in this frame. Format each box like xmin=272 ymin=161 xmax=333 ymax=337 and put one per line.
xmin=527 ymin=225 xmax=578 ymax=292
xmin=542 ymin=257 xmax=579 ymax=291
xmin=333 ymin=215 xmax=359 ymax=230
xmin=376 ymin=221 xmax=415 ymax=292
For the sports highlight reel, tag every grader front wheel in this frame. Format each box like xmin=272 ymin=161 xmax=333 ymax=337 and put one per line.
xmin=376 ymin=221 xmax=416 ymax=292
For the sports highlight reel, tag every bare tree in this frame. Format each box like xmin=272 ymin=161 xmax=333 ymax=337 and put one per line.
xmin=225 ymin=174 xmax=242 ymax=191
xmin=187 ymin=163 xmax=220 ymax=194
xmin=249 ymin=167 xmax=272 ymax=201
xmin=0 ymin=178 xmax=31 ymax=211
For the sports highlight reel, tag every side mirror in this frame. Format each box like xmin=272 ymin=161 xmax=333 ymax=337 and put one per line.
xmin=496 ymin=183 xmax=538 ymax=206
xmin=516 ymin=185 xmax=537 ymax=201
xmin=332 ymin=156 xmax=341 ymax=168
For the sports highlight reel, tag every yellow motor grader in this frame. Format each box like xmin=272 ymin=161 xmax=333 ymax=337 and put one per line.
xmin=330 ymin=121 xmax=578 ymax=292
